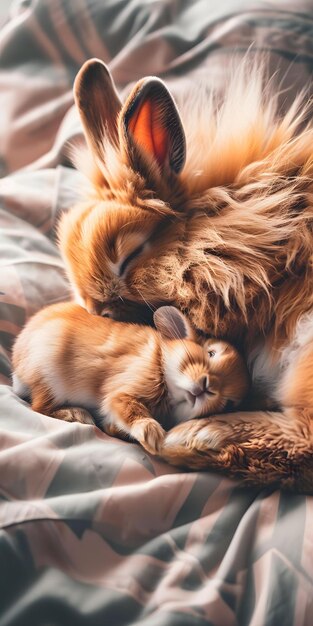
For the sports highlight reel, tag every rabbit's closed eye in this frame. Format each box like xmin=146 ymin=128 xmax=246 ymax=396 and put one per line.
xmin=114 ymin=231 xmax=151 ymax=278
xmin=119 ymin=243 xmax=146 ymax=276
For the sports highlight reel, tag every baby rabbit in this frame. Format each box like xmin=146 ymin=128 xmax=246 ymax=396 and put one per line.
xmin=12 ymin=303 xmax=249 ymax=455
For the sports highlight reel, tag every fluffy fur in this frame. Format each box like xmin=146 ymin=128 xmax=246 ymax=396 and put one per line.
xmin=12 ymin=303 xmax=248 ymax=454
xmin=58 ymin=57 xmax=313 ymax=492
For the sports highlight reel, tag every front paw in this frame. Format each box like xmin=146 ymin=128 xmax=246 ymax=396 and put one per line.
xmin=164 ymin=418 xmax=228 ymax=452
xmin=131 ymin=419 xmax=165 ymax=455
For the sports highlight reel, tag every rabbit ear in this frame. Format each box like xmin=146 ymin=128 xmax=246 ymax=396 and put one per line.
xmin=120 ymin=78 xmax=186 ymax=175
xmin=74 ymin=58 xmax=122 ymax=159
xmin=154 ymin=306 xmax=195 ymax=341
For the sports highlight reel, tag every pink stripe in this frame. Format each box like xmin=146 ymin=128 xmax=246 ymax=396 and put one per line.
xmin=27 ymin=14 xmax=64 ymax=67
xmin=294 ymin=583 xmax=310 ymax=626
xmin=250 ymin=551 xmax=272 ymax=626
xmin=0 ymin=374 xmax=10 ymax=385
xmin=253 ymin=491 xmax=280 ymax=548
xmin=48 ymin=0 xmax=85 ymax=64
xmin=301 ymin=497 xmax=313 ymax=578
xmin=0 ymin=6 xmax=32 ymax=52
xmin=185 ymin=478 xmax=232 ymax=552
xmin=95 ymin=465 xmax=197 ymax=540
xmin=0 ymin=320 xmax=21 ymax=336
xmin=0 ymin=266 xmax=27 ymax=311
xmin=75 ymin=0 xmax=111 ymax=62
xmin=24 ymin=519 xmax=167 ymax=605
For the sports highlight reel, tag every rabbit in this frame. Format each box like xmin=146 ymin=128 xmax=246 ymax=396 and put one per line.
xmin=12 ymin=303 xmax=249 ymax=455
xmin=57 ymin=58 xmax=313 ymax=490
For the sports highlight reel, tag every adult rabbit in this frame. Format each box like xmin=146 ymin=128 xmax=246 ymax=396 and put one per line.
xmin=58 ymin=59 xmax=313 ymax=492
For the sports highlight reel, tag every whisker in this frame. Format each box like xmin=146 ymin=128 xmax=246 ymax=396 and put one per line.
xmin=135 ymin=288 xmax=156 ymax=313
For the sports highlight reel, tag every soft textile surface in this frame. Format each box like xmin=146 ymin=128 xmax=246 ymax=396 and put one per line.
xmin=1 ymin=1 xmax=313 ymax=624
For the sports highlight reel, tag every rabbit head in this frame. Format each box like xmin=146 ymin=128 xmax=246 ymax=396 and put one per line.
xmin=58 ymin=59 xmax=187 ymax=324
xmin=59 ymin=59 xmax=311 ymax=341
xmin=153 ymin=306 xmax=249 ymax=422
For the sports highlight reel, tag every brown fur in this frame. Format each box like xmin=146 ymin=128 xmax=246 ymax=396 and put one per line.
xmin=57 ymin=58 xmax=313 ymax=491
xmin=162 ymin=408 xmax=313 ymax=494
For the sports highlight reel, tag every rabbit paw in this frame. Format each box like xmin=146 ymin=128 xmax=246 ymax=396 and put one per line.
xmin=51 ymin=407 xmax=94 ymax=425
xmin=131 ymin=419 xmax=165 ymax=455
xmin=164 ymin=418 xmax=228 ymax=452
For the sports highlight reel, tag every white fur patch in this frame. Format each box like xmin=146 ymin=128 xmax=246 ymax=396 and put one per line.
xmin=20 ymin=321 xmax=95 ymax=408
xmin=193 ymin=425 xmax=225 ymax=450
xmin=162 ymin=344 xmax=195 ymax=421
xmin=99 ymin=400 xmax=129 ymax=435
xmin=12 ymin=373 xmax=29 ymax=398
xmin=280 ymin=311 xmax=313 ymax=370
xmin=26 ymin=321 xmax=68 ymax=404
xmin=72 ymin=286 xmax=85 ymax=308
xmin=163 ymin=428 xmax=188 ymax=448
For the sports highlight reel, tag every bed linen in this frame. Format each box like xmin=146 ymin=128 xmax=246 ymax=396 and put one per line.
xmin=0 ymin=0 xmax=313 ymax=624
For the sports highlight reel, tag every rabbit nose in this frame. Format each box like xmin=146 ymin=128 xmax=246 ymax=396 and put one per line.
xmin=191 ymin=375 xmax=209 ymax=397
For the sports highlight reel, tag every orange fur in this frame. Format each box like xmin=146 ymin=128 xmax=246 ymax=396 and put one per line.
xmin=57 ymin=58 xmax=313 ymax=490
xmin=12 ymin=303 xmax=248 ymax=455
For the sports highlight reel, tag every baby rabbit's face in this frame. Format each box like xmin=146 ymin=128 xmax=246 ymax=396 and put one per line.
xmin=162 ymin=339 xmax=217 ymax=422
xmin=154 ymin=307 xmax=249 ymax=424
xmin=164 ymin=338 xmax=249 ymax=423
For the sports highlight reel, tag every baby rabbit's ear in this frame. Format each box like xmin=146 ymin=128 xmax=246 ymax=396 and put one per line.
xmin=120 ymin=78 xmax=186 ymax=176
xmin=74 ymin=58 xmax=122 ymax=161
xmin=154 ymin=307 xmax=195 ymax=341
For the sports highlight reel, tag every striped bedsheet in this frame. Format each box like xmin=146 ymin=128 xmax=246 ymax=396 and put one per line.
xmin=0 ymin=1 xmax=312 ymax=624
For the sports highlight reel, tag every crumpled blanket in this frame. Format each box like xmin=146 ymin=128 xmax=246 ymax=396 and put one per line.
xmin=0 ymin=1 xmax=313 ymax=625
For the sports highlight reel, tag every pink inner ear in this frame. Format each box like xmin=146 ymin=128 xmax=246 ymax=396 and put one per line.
xmin=128 ymin=99 xmax=168 ymax=167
